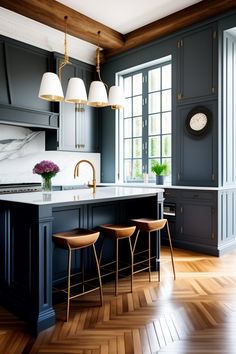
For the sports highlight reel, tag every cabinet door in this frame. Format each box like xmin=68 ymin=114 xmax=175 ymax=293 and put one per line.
xmin=59 ymin=60 xmax=99 ymax=152
xmin=175 ymin=100 xmax=218 ymax=186
xmin=177 ymin=190 xmax=217 ymax=246
xmin=59 ymin=63 xmax=77 ymax=150
xmin=177 ymin=24 xmax=217 ymax=102
xmin=179 ymin=200 xmax=216 ymax=246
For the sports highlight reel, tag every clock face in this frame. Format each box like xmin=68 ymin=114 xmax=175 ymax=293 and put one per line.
xmin=185 ymin=106 xmax=212 ymax=137
xmin=189 ymin=113 xmax=207 ymax=131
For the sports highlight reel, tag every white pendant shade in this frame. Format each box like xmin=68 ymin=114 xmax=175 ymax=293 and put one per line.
xmin=87 ymin=81 xmax=108 ymax=107
xmin=65 ymin=77 xmax=87 ymax=104
xmin=108 ymin=86 xmax=124 ymax=109
xmin=38 ymin=72 xmax=64 ymax=102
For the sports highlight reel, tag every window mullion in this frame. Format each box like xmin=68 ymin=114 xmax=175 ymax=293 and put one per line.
xmin=142 ymin=70 xmax=148 ymax=174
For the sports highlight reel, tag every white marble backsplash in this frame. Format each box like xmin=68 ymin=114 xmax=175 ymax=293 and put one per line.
xmin=0 ymin=124 xmax=100 ymax=185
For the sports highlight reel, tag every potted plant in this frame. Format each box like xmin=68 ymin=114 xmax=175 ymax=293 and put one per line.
xmin=151 ymin=161 xmax=168 ymax=185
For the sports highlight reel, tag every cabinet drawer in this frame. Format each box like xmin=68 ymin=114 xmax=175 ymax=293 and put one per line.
xmin=180 ymin=191 xmax=215 ymax=201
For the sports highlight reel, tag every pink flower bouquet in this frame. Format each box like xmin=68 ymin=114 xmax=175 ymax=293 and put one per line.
xmin=33 ymin=160 xmax=60 ymax=179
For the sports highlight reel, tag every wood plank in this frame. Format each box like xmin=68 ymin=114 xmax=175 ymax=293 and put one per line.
xmin=1 ymin=248 xmax=236 ymax=353
xmin=0 ymin=0 xmax=235 ymax=59
xmin=0 ymin=0 xmax=124 ymax=50
xmin=105 ymin=0 xmax=236 ymax=57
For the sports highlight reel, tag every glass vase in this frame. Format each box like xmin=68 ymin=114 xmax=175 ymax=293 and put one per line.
xmin=41 ymin=176 xmax=52 ymax=192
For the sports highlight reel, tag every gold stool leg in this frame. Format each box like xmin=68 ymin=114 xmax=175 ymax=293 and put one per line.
xmin=158 ymin=230 xmax=161 ymax=282
xmin=66 ymin=248 xmax=72 ymax=322
xmin=128 ymin=237 xmax=133 ymax=292
xmin=115 ymin=238 xmax=119 ymax=296
xmin=148 ymin=232 xmax=151 ymax=282
xmin=166 ymin=220 xmax=176 ymax=280
xmin=92 ymin=244 xmax=103 ymax=306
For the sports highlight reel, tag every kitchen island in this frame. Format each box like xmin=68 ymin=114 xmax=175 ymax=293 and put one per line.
xmin=0 ymin=186 xmax=164 ymax=335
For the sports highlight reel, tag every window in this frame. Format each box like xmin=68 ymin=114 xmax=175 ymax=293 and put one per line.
xmin=119 ymin=60 xmax=172 ymax=183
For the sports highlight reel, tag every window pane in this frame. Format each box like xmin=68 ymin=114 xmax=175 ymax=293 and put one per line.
xmin=124 ymin=160 xmax=132 ymax=180
xmin=133 ymin=95 xmax=142 ymax=116
xmin=162 ymin=89 xmax=171 ymax=111
xmin=133 ymin=138 xmax=142 ymax=157
xmin=133 ymin=73 xmax=142 ymax=95
xmin=124 ymin=139 xmax=132 ymax=158
xmin=132 ymin=159 xmax=142 ymax=179
xmin=124 ymin=98 xmax=132 ymax=118
xmin=162 ymin=112 xmax=171 ymax=134
xmin=162 ymin=64 xmax=171 ymax=90
xmin=121 ymin=61 xmax=172 ymax=183
xmin=162 ymin=135 xmax=171 ymax=157
xmin=133 ymin=116 xmax=142 ymax=136
xmin=124 ymin=77 xmax=132 ymax=97
xmin=148 ymin=92 xmax=160 ymax=114
xmin=149 ymin=136 xmax=160 ymax=157
xmin=124 ymin=118 xmax=132 ymax=138
xmin=163 ymin=158 xmax=171 ymax=175
xmin=148 ymin=68 xmax=160 ymax=92
xmin=149 ymin=114 xmax=160 ymax=135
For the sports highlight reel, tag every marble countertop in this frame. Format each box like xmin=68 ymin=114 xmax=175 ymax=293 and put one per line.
xmin=0 ymin=186 xmax=164 ymax=206
xmin=98 ymin=183 xmax=225 ymax=191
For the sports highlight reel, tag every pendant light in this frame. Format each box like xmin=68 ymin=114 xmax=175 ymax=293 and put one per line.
xmin=88 ymin=31 xmax=124 ymax=109
xmin=108 ymin=85 xmax=124 ymax=109
xmin=38 ymin=16 xmax=87 ymax=105
xmin=87 ymin=31 xmax=108 ymax=107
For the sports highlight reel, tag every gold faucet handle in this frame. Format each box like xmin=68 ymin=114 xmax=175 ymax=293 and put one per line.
xmin=88 ymin=179 xmax=96 ymax=193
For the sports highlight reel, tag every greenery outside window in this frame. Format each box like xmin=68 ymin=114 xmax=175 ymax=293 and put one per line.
xmin=120 ymin=60 xmax=172 ymax=183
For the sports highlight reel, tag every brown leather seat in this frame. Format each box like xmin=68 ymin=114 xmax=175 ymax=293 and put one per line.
xmin=130 ymin=218 xmax=176 ymax=281
xmin=99 ymin=224 xmax=136 ymax=296
xmin=131 ymin=218 xmax=167 ymax=232
xmin=99 ymin=224 xmax=136 ymax=239
xmin=53 ymin=228 xmax=99 ymax=249
xmin=53 ymin=228 xmax=103 ymax=321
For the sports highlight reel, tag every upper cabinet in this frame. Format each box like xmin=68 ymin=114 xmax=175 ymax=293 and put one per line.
xmin=177 ymin=23 xmax=218 ymax=103
xmin=0 ymin=36 xmax=59 ymax=129
xmin=57 ymin=55 xmax=99 ymax=152
xmin=174 ymin=23 xmax=219 ymax=187
xmin=5 ymin=42 xmax=51 ymax=112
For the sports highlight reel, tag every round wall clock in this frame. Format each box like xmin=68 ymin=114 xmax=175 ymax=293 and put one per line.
xmin=185 ymin=106 xmax=212 ymax=137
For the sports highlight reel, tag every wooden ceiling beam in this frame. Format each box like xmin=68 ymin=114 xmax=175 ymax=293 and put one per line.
xmin=0 ymin=0 xmax=235 ymax=60
xmin=105 ymin=0 xmax=236 ymax=57
xmin=0 ymin=0 xmax=125 ymax=49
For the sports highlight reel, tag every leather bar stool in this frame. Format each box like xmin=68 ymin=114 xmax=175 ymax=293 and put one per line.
xmin=53 ymin=228 xmax=103 ymax=321
xmin=99 ymin=224 xmax=136 ymax=296
xmin=130 ymin=218 xmax=176 ymax=281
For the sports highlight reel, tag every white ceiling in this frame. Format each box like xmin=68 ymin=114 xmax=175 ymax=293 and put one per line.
xmin=56 ymin=0 xmax=203 ymax=34
xmin=0 ymin=0 xmax=204 ymax=64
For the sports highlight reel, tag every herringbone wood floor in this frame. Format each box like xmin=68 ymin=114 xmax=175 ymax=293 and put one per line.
xmin=1 ymin=247 xmax=236 ymax=354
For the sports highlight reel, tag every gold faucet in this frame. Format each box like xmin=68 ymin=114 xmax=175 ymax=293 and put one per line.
xmin=74 ymin=159 xmax=96 ymax=194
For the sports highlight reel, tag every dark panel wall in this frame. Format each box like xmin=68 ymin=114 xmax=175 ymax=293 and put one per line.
xmin=101 ymin=9 xmax=236 ymax=186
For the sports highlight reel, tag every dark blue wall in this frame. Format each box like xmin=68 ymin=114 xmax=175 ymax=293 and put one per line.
xmin=101 ymin=9 xmax=236 ymax=185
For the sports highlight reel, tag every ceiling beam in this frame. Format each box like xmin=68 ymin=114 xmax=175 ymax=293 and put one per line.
xmin=0 ymin=0 xmax=125 ymax=49
xmin=0 ymin=0 xmax=235 ymax=60
xmin=105 ymin=0 xmax=236 ymax=57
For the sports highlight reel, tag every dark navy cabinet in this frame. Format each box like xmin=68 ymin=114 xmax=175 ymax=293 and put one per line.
xmin=0 ymin=36 xmax=59 ymax=130
xmin=56 ymin=55 xmax=99 ymax=152
xmin=5 ymin=41 xmax=51 ymax=112
xmin=178 ymin=190 xmax=217 ymax=253
xmin=175 ymin=100 xmax=218 ymax=186
xmin=175 ymin=23 xmax=218 ymax=187
xmin=177 ymin=23 xmax=218 ymax=102
xmin=164 ymin=188 xmax=218 ymax=255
